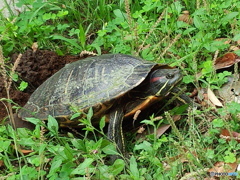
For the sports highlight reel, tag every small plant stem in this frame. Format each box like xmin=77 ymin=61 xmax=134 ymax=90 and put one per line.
xmin=196 ymin=0 xmax=200 ymax=9
xmin=150 ymin=35 xmax=169 ymax=56
xmin=233 ymin=61 xmax=239 ymax=81
xmin=124 ymin=0 xmax=139 ymax=54
xmin=212 ymin=50 xmax=219 ymax=78
xmin=137 ymin=9 xmax=166 ymax=55
xmin=124 ymin=0 xmax=133 ymax=29
xmin=0 ymin=46 xmax=22 ymax=129
xmin=0 ymin=46 xmax=27 ymax=169
xmin=6 ymin=92 xmax=16 ymax=129
xmin=165 ymin=111 xmax=184 ymax=142
xmin=158 ymin=34 xmax=181 ymax=61
xmin=192 ymin=55 xmax=201 ymax=89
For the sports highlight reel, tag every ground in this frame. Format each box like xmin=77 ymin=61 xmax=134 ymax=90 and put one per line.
xmin=0 ymin=49 xmax=83 ymax=121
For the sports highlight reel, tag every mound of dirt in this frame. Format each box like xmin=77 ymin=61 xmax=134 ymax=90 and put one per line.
xmin=0 ymin=49 xmax=82 ymax=121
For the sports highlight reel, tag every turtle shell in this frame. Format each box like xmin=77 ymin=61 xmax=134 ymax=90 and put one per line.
xmin=18 ymin=54 xmax=167 ymax=125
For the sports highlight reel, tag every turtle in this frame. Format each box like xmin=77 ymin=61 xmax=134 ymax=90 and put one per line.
xmin=14 ymin=54 xmax=183 ymax=157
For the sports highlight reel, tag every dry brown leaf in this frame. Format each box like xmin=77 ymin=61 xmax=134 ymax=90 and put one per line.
xmin=197 ymin=88 xmax=217 ymax=108
xmin=11 ymin=144 xmax=34 ymax=155
xmin=0 ymin=160 xmax=4 ymax=167
xmin=173 ymin=115 xmax=181 ymax=121
xmin=156 ymin=115 xmax=180 ymax=138
xmin=207 ymin=88 xmax=223 ymax=107
xmin=136 ymin=115 xmax=181 ymax=140
xmin=189 ymin=88 xmax=198 ymax=98
xmin=20 ymin=149 xmax=34 ymax=155
xmin=214 ymin=38 xmax=231 ymax=45
xmin=220 ymin=129 xmax=240 ymax=143
xmin=229 ymin=45 xmax=240 ymax=51
xmin=214 ymin=38 xmax=240 ymax=52
xmin=214 ymin=52 xmax=240 ymax=70
xmin=178 ymin=11 xmax=193 ymax=24
xmin=237 ymin=40 xmax=240 ymax=45
xmin=156 ymin=124 xmax=171 ymax=138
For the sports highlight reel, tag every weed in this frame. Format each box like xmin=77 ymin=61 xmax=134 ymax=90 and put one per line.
xmin=0 ymin=46 xmax=22 ymax=129
xmin=0 ymin=0 xmax=240 ymax=179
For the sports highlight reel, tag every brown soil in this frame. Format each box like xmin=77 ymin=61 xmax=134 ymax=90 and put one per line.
xmin=0 ymin=49 xmax=84 ymax=121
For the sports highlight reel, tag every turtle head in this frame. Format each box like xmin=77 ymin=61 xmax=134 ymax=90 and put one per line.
xmin=149 ymin=68 xmax=182 ymax=97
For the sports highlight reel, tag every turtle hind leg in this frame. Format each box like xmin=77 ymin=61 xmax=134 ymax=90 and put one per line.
xmin=13 ymin=114 xmax=35 ymax=130
xmin=107 ymin=106 xmax=126 ymax=162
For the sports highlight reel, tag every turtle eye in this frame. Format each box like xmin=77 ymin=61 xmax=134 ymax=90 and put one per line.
xmin=166 ymin=73 xmax=174 ymax=79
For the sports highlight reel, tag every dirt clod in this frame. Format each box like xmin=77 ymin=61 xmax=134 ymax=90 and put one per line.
xmin=0 ymin=49 xmax=82 ymax=120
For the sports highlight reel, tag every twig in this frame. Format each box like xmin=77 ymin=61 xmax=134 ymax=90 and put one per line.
xmin=0 ymin=46 xmax=22 ymax=129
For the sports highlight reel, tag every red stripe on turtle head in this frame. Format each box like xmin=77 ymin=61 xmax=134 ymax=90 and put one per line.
xmin=150 ymin=76 xmax=163 ymax=83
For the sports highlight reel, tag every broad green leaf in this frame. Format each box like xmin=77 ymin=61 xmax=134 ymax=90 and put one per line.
xmin=183 ymin=27 xmax=196 ymax=35
xmin=141 ymin=119 xmax=154 ymax=126
xmin=221 ymin=12 xmax=239 ymax=25
xmin=0 ymin=140 xmax=11 ymax=151
xmin=92 ymin=138 xmax=103 ymax=150
xmin=129 ymin=156 xmax=139 ymax=179
xmin=87 ymin=107 xmax=93 ymax=121
xmin=102 ymin=144 xmax=119 ymax=155
xmin=171 ymin=104 xmax=189 ymax=114
xmin=20 ymin=166 xmax=38 ymax=179
xmin=99 ymin=116 xmax=106 ymax=131
xmin=193 ymin=16 xmax=204 ymax=30
xmin=26 ymin=117 xmax=43 ymax=126
xmin=212 ymin=118 xmax=224 ymax=128
xmin=42 ymin=13 xmax=52 ymax=20
xmin=27 ymin=155 xmax=42 ymax=166
xmin=206 ymin=149 xmax=215 ymax=159
xmin=113 ymin=9 xmax=126 ymax=20
xmin=48 ymin=159 xmax=62 ymax=176
xmin=234 ymin=49 xmax=240 ymax=56
xmin=201 ymin=60 xmax=214 ymax=75
xmin=57 ymin=10 xmax=68 ymax=17
xmin=134 ymin=141 xmax=153 ymax=153
xmin=11 ymin=73 xmax=18 ymax=82
xmin=224 ymin=152 xmax=236 ymax=163
xmin=183 ymin=75 xmax=195 ymax=84
xmin=172 ymin=1 xmax=183 ymax=14
xmin=64 ymin=143 xmax=74 ymax=160
xmin=109 ymin=159 xmax=125 ymax=176
xmin=71 ymin=139 xmax=86 ymax=151
xmin=79 ymin=24 xmax=86 ymax=48
xmin=70 ymin=113 xmax=81 ymax=120
xmin=233 ymin=34 xmax=240 ymax=41
xmin=226 ymin=102 xmax=240 ymax=114
xmin=51 ymin=35 xmax=82 ymax=49
xmin=71 ymin=158 xmax=94 ymax=175
xmin=47 ymin=115 xmax=59 ymax=134
xmin=19 ymin=81 xmax=28 ymax=91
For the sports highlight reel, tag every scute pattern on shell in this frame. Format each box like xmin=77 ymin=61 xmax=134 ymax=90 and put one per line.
xmin=19 ymin=54 xmax=157 ymax=120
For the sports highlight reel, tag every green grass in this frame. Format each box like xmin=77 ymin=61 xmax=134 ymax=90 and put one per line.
xmin=0 ymin=0 xmax=240 ymax=179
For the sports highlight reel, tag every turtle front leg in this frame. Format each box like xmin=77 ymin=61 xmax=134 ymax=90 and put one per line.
xmin=107 ymin=106 xmax=126 ymax=160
